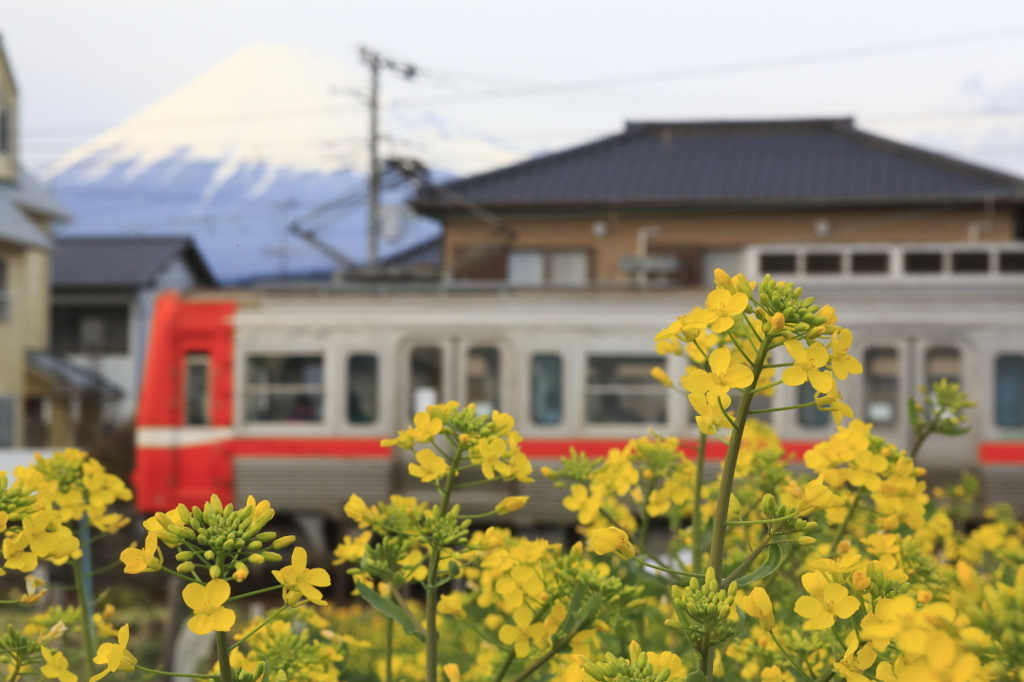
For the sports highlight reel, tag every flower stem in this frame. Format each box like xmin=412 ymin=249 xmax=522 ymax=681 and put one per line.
xmin=386 ymin=618 xmax=394 ymax=682
xmin=425 ymin=442 xmax=465 ymax=682
xmin=72 ymin=558 xmax=97 ymax=679
xmin=705 ymin=331 xmax=773 ymax=682
xmin=135 ymin=665 xmax=219 ymax=680
xmin=216 ymin=631 xmax=234 ymax=682
xmin=691 ymin=433 xmax=707 ymax=574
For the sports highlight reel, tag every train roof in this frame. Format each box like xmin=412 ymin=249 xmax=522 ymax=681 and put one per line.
xmin=415 ymin=118 xmax=1024 ymax=214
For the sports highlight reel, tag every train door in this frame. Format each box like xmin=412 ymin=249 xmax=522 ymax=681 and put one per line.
xmin=401 ymin=337 xmax=510 ymax=423
xmin=911 ymin=341 xmax=978 ymax=476
xmin=396 ymin=336 xmax=514 ymax=513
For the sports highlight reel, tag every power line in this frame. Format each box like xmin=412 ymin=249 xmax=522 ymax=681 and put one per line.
xmin=389 ymin=24 xmax=1024 ymax=108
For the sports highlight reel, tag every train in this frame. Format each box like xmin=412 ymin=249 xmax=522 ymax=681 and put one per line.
xmin=132 ymin=241 xmax=1024 ymax=534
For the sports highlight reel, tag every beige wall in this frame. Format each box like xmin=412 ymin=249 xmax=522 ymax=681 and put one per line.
xmin=443 ymin=204 xmax=1016 ymax=282
xmin=0 ymin=48 xmax=16 ymax=184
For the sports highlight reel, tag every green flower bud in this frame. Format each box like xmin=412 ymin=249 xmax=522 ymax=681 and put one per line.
xmin=175 ymin=551 xmax=194 ymax=562
xmin=248 ymin=554 xmax=265 ymax=565
xmin=209 ymin=565 xmax=222 ymax=579
xmin=254 ymin=531 xmax=276 ymax=543
xmin=261 ymin=551 xmax=282 ymax=562
xmin=247 ymin=541 xmax=263 ymax=552
xmin=204 ymin=550 xmax=215 ymax=561
xmin=271 ymin=535 xmax=296 ymax=550
xmin=177 ymin=562 xmax=195 ymax=573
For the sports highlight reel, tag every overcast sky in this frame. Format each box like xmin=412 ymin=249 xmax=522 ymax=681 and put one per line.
xmin=4 ymin=0 xmax=1024 ymax=176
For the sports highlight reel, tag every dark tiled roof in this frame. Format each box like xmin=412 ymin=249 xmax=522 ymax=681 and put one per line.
xmin=416 ymin=119 xmax=1024 ymax=211
xmin=52 ymin=236 xmax=216 ymax=290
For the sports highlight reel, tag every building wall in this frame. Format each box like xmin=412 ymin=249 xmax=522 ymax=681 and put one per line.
xmin=0 ymin=240 xmax=50 ymax=444
xmin=443 ymin=204 xmax=1017 ymax=282
xmin=0 ymin=47 xmax=16 ymax=184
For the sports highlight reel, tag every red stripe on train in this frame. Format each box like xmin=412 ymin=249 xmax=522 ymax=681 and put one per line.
xmin=980 ymin=442 xmax=1024 ymax=464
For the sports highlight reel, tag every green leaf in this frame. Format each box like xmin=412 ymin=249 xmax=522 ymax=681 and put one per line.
xmin=737 ymin=543 xmax=784 ymax=586
xmin=686 ymin=671 xmax=707 ymax=682
xmin=356 ymin=583 xmax=425 ymax=641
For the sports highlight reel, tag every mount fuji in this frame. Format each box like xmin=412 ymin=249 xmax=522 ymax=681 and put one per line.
xmin=44 ymin=43 xmax=522 ymax=283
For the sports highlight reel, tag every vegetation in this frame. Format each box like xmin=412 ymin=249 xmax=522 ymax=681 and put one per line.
xmin=0 ymin=270 xmax=1015 ymax=682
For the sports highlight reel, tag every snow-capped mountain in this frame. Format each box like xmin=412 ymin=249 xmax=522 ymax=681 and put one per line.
xmin=45 ymin=43 xmax=521 ymax=283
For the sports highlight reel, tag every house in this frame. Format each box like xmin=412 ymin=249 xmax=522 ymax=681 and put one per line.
xmin=414 ymin=118 xmax=1024 ymax=285
xmin=0 ymin=34 xmax=120 ymax=451
xmin=51 ymin=236 xmax=216 ymax=424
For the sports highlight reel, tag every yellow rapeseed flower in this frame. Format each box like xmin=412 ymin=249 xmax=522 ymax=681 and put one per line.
xmin=119 ymin=533 xmax=161 ymax=574
xmin=590 ymin=527 xmax=635 ymax=559
xmin=793 ymin=572 xmax=859 ymax=629
xmin=782 ymin=340 xmax=833 ymax=393
xmin=408 ymin=449 xmax=450 ymax=483
xmin=829 ymin=329 xmax=863 ymax=380
xmin=182 ymin=579 xmax=236 ymax=635
xmin=738 ymin=587 xmax=776 ymax=630
xmin=704 ymin=289 xmax=748 ymax=333
xmin=40 ymin=647 xmax=77 ymax=682
xmin=272 ymin=546 xmax=331 ymax=606
xmin=89 ymin=624 xmax=136 ymax=682
xmin=495 ymin=496 xmax=529 ymax=515
xmin=683 ymin=347 xmax=754 ymax=398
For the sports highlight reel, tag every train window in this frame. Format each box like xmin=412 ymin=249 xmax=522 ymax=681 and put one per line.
xmin=244 ymin=356 xmax=323 ymax=422
xmin=586 ymin=356 xmax=666 ymax=424
xmin=953 ymin=252 xmax=988 ymax=273
xmin=926 ymin=347 xmax=961 ymax=386
xmin=807 ymin=253 xmax=841 ymax=274
xmin=348 ymin=355 xmax=378 ymax=424
xmin=1000 ymin=252 xmax=1024 ymax=272
xmin=904 ymin=252 xmax=942 ymax=273
xmin=864 ymin=349 xmax=898 ymax=425
xmin=760 ymin=254 xmax=795 ymax=274
xmin=996 ymin=355 xmax=1024 ymax=427
xmin=531 ymin=355 xmax=562 ymax=424
xmin=467 ymin=347 xmax=500 ymax=413
xmin=184 ymin=353 xmax=210 ymax=425
xmin=411 ymin=347 xmax=442 ymax=416
xmin=798 ymin=382 xmax=829 ymax=427
xmin=852 ymin=253 xmax=888 ymax=274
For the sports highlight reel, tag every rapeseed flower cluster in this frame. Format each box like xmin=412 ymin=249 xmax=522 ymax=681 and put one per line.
xmin=92 ymin=271 xmax=1023 ymax=682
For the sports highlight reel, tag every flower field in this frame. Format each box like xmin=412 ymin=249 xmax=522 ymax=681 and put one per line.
xmin=0 ymin=270 xmax=1017 ymax=682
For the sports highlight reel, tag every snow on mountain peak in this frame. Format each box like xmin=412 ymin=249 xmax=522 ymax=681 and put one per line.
xmin=46 ymin=43 xmax=366 ymax=183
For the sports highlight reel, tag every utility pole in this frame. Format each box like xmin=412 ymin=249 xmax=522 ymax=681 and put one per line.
xmin=359 ymin=46 xmax=416 ymax=267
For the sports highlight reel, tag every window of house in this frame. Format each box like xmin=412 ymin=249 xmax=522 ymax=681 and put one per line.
xmin=953 ymin=252 xmax=988 ymax=273
xmin=904 ymin=252 xmax=942 ymax=273
xmin=467 ymin=347 xmax=500 ymax=413
xmin=852 ymin=253 xmax=888 ymax=274
xmin=806 ymin=253 xmax=842 ymax=274
xmin=798 ymin=382 xmax=829 ymax=427
xmin=760 ymin=254 xmax=796 ymax=274
xmin=996 ymin=355 xmax=1024 ymax=428
xmin=410 ymin=347 xmax=442 ymax=416
xmin=0 ymin=109 xmax=8 ymax=154
xmin=586 ymin=356 xmax=666 ymax=424
xmin=864 ymin=349 xmax=899 ymax=425
xmin=926 ymin=347 xmax=961 ymax=386
xmin=184 ymin=353 xmax=210 ymax=425
xmin=348 ymin=355 xmax=378 ymax=424
xmin=52 ymin=305 xmax=129 ymax=354
xmin=507 ymin=250 xmax=588 ymax=286
xmin=531 ymin=354 xmax=562 ymax=425
xmin=244 ymin=355 xmax=323 ymax=422
xmin=999 ymin=252 xmax=1024 ymax=273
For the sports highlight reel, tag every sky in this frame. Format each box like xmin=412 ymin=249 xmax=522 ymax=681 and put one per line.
xmin=4 ymin=0 xmax=1024 ymax=177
